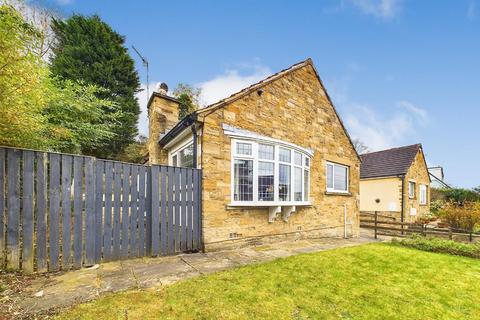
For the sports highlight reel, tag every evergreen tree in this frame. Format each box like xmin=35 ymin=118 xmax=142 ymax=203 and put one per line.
xmin=50 ymin=14 xmax=140 ymax=159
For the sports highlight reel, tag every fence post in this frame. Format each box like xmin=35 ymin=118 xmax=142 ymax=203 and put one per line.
xmin=470 ymin=231 xmax=473 ymax=242
xmin=374 ymin=211 xmax=378 ymax=239
xmin=145 ymin=165 xmax=152 ymax=255
xmin=449 ymin=227 xmax=453 ymax=240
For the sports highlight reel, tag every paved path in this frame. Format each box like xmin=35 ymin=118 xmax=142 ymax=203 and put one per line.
xmin=16 ymin=236 xmax=377 ymax=315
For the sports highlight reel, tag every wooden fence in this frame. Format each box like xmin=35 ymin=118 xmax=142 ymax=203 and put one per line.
xmin=360 ymin=212 xmax=480 ymax=242
xmin=0 ymin=147 xmax=202 ymax=273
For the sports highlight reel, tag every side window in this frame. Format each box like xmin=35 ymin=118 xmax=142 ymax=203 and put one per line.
xmin=409 ymin=181 xmax=416 ymax=199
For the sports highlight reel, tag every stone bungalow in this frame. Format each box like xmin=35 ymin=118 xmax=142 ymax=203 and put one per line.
xmin=359 ymin=144 xmax=431 ymax=223
xmin=148 ymin=59 xmax=361 ymax=251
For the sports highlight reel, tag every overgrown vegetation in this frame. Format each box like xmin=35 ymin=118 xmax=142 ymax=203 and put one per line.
xmin=392 ymin=235 xmax=480 ymax=259
xmin=173 ymin=83 xmax=201 ymax=120
xmin=57 ymin=244 xmax=480 ymax=320
xmin=429 ymin=187 xmax=480 ymax=232
xmin=0 ymin=4 xmax=119 ymax=154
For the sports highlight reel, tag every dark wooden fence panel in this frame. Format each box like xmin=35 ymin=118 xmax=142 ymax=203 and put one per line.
xmin=0 ymin=149 xmax=4 ymax=267
xmin=22 ymin=151 xmax=34 ymax=273
xmin=36 ymin=153 xmax=47 ymax=272
xmin=0 ymin=147 xmax=202 ymax=273
xmin=61 ymin=155 xmax=73 ymax=270
xmin=72 ymin=156 xmax=83 ymax=269
xmin=6 ymin=149 xmax=20 ymax=269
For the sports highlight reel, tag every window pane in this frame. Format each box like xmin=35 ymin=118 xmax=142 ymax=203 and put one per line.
xmin=304 ymin=169 xmax=309 ymax=201
xmin=236 ymin=142 xmax=252 ymax=155
xmin=294 ymin=152 xmax=302 ymax=166
xmin=279 ymin=147 xmax=291 ymax=163
xmin=409 ymin=182 xmax=415 ymax=198
xmin=294 ymin=167 xmax=302 ymax=201
xmin=179 ymin=144 xmax=194 ymax=168
xmin=326 ymin=164 xmax=333 ymax=189
xmin=234 ymin=159 xmax=253 ymax=201
xmin=305 ymin=157 xmax=310 ymax=167
xmin=172 ymin=155 xmax=178 ymax=167
xmin=258 ymin=161 xmax=274 ymax=201
xmin=258 ymin=144 xmax=274 ymax=160
xmin=279 ymin=164 xmax=291 ymax=201
xmin=334 ymin=165 xmax=348 ymax=191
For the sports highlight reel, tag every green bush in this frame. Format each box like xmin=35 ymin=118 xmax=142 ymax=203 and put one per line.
xmin=391 ymin=235 xmax=480 ymax=259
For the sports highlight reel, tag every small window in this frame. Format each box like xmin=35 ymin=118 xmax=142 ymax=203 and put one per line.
xmin=326 ymin=162 xmax=349 ymax=193
xmin=420 ymin=185 xmax=427 ymax=205
xmin=179 ymin=144 xmax=194 ymax=168
xmin=258 ymin=144 xmax=274 ymax=160
xmin=170 ymin=143 xmax=194 ymax=168
xmin=409 ymin=181 xmax=416 ymax=199
xmin=236 ymin=142 xmax=252 ymax=156
xmin=279 ymin=147 xmax=291 ymax=163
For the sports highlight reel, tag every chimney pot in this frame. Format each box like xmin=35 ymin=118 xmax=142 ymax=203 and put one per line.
xmin=157 ymin=82 xmax=169 ymax=95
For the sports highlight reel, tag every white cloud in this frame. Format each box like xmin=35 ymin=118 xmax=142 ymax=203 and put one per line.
xmin=197 ymin=65 xmax=271 ymax=106
xmin=135 ymin=63 xmax=271 ymax=137
xmin=397 ymin=100 xmax=428 ymax=125
xmin=468 ymin=0 xmax=476 ymax=19
xmin=343 ymin=103 xmax=413 ymax=151
xmin=345 ymin=0 xmax=402 ymax=19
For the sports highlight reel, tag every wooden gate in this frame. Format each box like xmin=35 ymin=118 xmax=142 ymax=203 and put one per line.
xmin=0 ymin=147 xmax=202 ymax=273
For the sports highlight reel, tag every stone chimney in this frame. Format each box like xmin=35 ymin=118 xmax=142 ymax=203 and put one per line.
xmin=148 ymin=83 xmax=179 ymax=164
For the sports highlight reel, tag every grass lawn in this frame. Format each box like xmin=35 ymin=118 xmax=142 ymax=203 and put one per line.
xmin=57 ymin=243 xmax=480 ymax=320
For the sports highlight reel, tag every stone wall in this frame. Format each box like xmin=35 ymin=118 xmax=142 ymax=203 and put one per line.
xmin=403 ymin=149 xmax=431 ymax=222
xmin=148 ymin=93 xmax=179 ymax=165
xmin=197 ymin=63 xmax=361 ymax=251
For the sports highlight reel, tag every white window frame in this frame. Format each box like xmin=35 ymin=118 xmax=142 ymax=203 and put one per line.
xmin=230 ymin=138 xmax=311 ymax=207
xmin=326 ymin=162 xmax=349 ymax=194
xmin=408 ymin=181 xmax=416 ymax=199
xmin=168 ymin=140 xmax=194 ymax=168
xmin=419 ymin=184 xmax=427 ymax=205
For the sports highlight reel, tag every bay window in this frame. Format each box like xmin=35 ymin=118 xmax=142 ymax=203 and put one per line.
xmin=326 ymin=162 xmax=349 ymax=193
xmin=231 ymin=139 xmax=311 ymax=206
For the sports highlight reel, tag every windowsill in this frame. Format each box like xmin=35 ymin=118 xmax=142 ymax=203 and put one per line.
xmin=420 ymin=203 xmax=428 ymax=206
xmin=227 ymin=201 xmax=312 ymax=209
xmin=324 ymin=191 xmax=352 ymax=197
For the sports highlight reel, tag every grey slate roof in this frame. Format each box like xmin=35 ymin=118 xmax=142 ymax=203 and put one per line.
xmin=360 ymin=144 xmax=422 ymax=179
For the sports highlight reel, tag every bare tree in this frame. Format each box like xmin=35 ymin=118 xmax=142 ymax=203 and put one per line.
xmin=4 ymin=0 xmax=59 ymax=60
xmin=352 ymin=138 xmax=370 ymax=154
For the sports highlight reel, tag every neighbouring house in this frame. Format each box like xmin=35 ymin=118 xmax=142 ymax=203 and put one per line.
xmin=147 ymin=59 xmax=361 ymax=251
xmin=428 ymin=166 xmax=450 ymax=189
xmin=359 ymin=144 xmax=431 ymax=222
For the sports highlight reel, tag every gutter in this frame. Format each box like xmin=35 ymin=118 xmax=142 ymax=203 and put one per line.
xmin=400 ymin=175 xmax=405 ymax=224
xmin=159 ymin=112 xmax=198 ymax=147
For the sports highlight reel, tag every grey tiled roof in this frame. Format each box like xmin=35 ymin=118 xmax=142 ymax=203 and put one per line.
xmin=360 ymin=144 xmax=421 ymax=179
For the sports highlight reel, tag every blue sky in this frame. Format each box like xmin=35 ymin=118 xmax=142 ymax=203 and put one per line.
xmin=37 ymin=0 xmax=479 ymax=188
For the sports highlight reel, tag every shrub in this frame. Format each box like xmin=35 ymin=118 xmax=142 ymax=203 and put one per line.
xmin=392 ymin=235 xmax=480 ymax=259
xmin=439 ymin=201 xmax=480 ymax=232
xmin=443 ymin=188 xmax=480 ymax=204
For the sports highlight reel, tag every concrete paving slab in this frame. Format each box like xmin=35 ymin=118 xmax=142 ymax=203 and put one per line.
xmin=14 ymin=236 xmax=377 ymax=315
